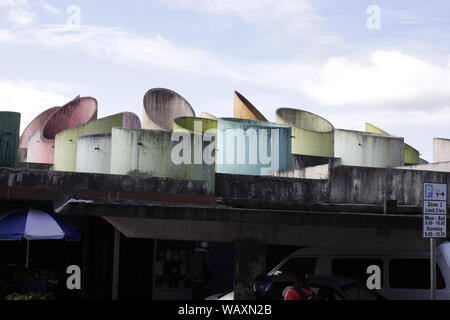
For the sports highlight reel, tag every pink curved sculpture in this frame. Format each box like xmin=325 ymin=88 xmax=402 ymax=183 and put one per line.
xmin=19 ymin=107 xmax=61 ymax=162
xmin=26 ymin=96 xmax=98 ymax=164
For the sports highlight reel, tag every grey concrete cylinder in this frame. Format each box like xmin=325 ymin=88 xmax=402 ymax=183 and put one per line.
xmin=217 ymin=118 xmax=292 ymax=176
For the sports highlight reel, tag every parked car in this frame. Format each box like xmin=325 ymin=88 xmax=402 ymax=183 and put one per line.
xmin=206 ymin=241 xmax=450 ymax=300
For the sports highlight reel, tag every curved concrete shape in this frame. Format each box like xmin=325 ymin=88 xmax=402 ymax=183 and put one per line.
xmin=434 ymin=138 xmax=450 ymax=163
xmin=27 ymin=97 xmax=98 ymax=164
xmin=217 ymin=118 xmax=291 ymax=176
xmin=110 ymin=128 xmax=215 ymax=194
xmin=233 ymin=91 xmax=268 ymax=121
xmin=0 ymin=112 xmax=21 ymax=167
xmin=200 ymin=112 xmax=218 ymax=120
xmin=54 ymin=112 xmax=141 ymax=172
xmin=173 ymin=117 xmax=217 ymax=134
xmin=365 ymin=123 xmax=420 ymax=165
xmin=142 ymin=88 xmax=195 ymax=131
xmin=276 ymin=108 xmax=334 ymax=157
xmin=76 ymin=133 xmax=112 ymax=174
xmin=334 ymin=129 xmax=404 ymax=168
xmin=19 ymin=107 xmax=60 ymax=161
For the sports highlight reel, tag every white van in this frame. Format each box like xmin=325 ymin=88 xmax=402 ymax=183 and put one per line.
xmin=267 ymin=241 xmax=450 ymax=300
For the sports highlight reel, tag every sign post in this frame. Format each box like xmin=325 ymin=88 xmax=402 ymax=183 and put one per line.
xmin=423 ymin=183 xmax=447 ymax=301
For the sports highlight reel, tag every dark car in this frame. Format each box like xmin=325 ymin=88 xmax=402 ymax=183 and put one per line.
xmin=302 ymin=275 xmax=385 ymax=300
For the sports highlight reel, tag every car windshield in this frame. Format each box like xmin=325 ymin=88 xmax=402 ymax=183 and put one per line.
xmin=340 ymin=282 xmax=381 ymax=300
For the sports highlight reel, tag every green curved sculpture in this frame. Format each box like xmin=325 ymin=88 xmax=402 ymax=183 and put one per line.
xmin=276 ymin=108 xmax=334 ymax=157
xmin=365 ymin=123 xmax=420 ymax=165
xmin=173 ymin=117 xmax=217 ymax=134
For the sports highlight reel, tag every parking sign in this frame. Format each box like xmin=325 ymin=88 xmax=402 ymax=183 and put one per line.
xmin=423 ymin=183 xmax=447 ymax=238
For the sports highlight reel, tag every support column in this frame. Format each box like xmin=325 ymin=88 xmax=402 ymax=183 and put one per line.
xmin=234 ymin=238 xmax=266 ymax=300
xmin=112 ymin=229 xmax=121 ymax=300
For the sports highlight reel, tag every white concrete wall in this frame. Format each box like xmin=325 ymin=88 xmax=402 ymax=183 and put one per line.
xmin=76 ymin=134 xmax=112 ymax=174
xmin=395 ymin=161 xmax=450 ymax=172
xmin=434 ymin=138 xmax=450 ymax=163
xmin=334 ymin=129 xmax=404 ymax=168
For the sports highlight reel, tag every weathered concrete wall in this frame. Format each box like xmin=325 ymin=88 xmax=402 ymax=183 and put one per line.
xmin=292 ymin=154 xmax=340 ymax=170
xmin=27 ymin=97 xmax=98 ymax=164
xmin=233 ymin=91 xmax=267 ymax=121
xmin=434 ymin=138 xmax=450 ymax=163
xmin=334 ymin=129 xmax=404 ymax=168
xmin=216 ymin=173 xmax=329 ymax=203
xmin=274 ymin=164 xmax=330 ymax=180
xmin=76 ymin=134 xmax=112 ymax=174
xmin=19 ymin=107 xmax=60 ymax=162
xmin=0 ymin=112 xmax=20 ymax=167
xmin=142 ymin=88 xmax=195 ymax=131
xmin=110 ymin=128 xmax=215 ymax=194
xmin=365 ymin=123 xmax=420 ymax=165
xmin=217 ymin=118 xmax=292 ymax=176
xmin=54 ymin=112 xmax=140 ymax=172
xmin=395 ymin=162 xmax=450 ymax=173
xmin=276 ymin=108 xmax=334 ymax=157
xmin=329 ymin=166 xmax=450 ymax=205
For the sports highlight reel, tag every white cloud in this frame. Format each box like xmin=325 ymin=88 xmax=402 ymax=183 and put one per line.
xmin=0 ymin=80 xmax=71 ymax=132
xmin=301 ymin=51 xmax=450 ymax=110
xmin=7 ymin=7 xmax=35 ymax=26
xmin=162 ymin=0 xmax=320 ymax=31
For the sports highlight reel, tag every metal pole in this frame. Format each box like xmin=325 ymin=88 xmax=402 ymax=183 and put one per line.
xmin=112 ymin=229 xmax=120 ymax=300
xmin=26 ymin=240 xmax=29 ymax=269
xmin=431 ymin=238 xmax=436 ymax=300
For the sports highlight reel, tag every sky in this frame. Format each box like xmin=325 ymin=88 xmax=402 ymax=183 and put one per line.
xmin=0 ymin=0 xmax=449 ymax=162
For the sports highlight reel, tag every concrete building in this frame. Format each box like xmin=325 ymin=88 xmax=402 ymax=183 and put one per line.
xmin=200 ymin=112 xmax=218 ymax=120
xmin=365 ymin=123 xmax=420 ymax=165
xmin=0 ymin=112 xmax=20 ymax=167
xmin=434 ymin=138 xmax=450 ymax=163
xmin=334 ymin=129 xmax=405 ymax=168
xmin=26 ymin=97 xmax=98 ymax=164
xmin=54 ymin=112 xmax=140 ymax=172
xmin=142 ymin=88 xmax=195 ymax=131
xmin=19 ymin=107 xmax=60 ymax=162
xmin=110 ymin=128 xmax=215 ymax=194
xmin=233 ymin=91 xmax=268 ymax=121
xmin=276 ymin=108 xmax=334 ymax=157
xmin=216 ymin=118 xmax=292 ymax=176
xmin=76 ymin=133 xmax=112 ymax=174
xmin=173 ymin=117 xmax=217 ymax=134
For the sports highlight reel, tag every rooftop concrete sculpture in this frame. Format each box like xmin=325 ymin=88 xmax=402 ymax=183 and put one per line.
xmin=335 ymin=129 xmax=404 ymax=168
xmin=142 ymin=88 xmax=195 ymax=131
xmin=19 ymin=107 xmax=60 ymax=162
xmin=233 ymin=91 xmax=268 ymax=121
xmin=54 ymin=112 xmax=141 ymax=172
xmin=26 ymin=97 xmax=98 ymax=164
xmin=0 ymin=112 xmax=21 ymax=167
xmin=173 ymin=117 xmax=217 ymax=134
xmin=76 ymin=133 xmax=112 ymax=174
xmin=110 ymin=128 xmax=215 ymax=194
xmin=200 ymin=112 xmax=218 ymax=120
xmin=217 ymin=118 xmax=291 ymax=176
xmin=434 ymin=138 xmax=450 ymax=163
xmin=276 ymin=108 xmax=334 ymax=157
xmin=365 ymin=123 xmax=420 ymax=165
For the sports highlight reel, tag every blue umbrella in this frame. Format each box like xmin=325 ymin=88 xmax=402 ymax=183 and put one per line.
xmin=0 ymin=208 xmax=81 ymax=268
